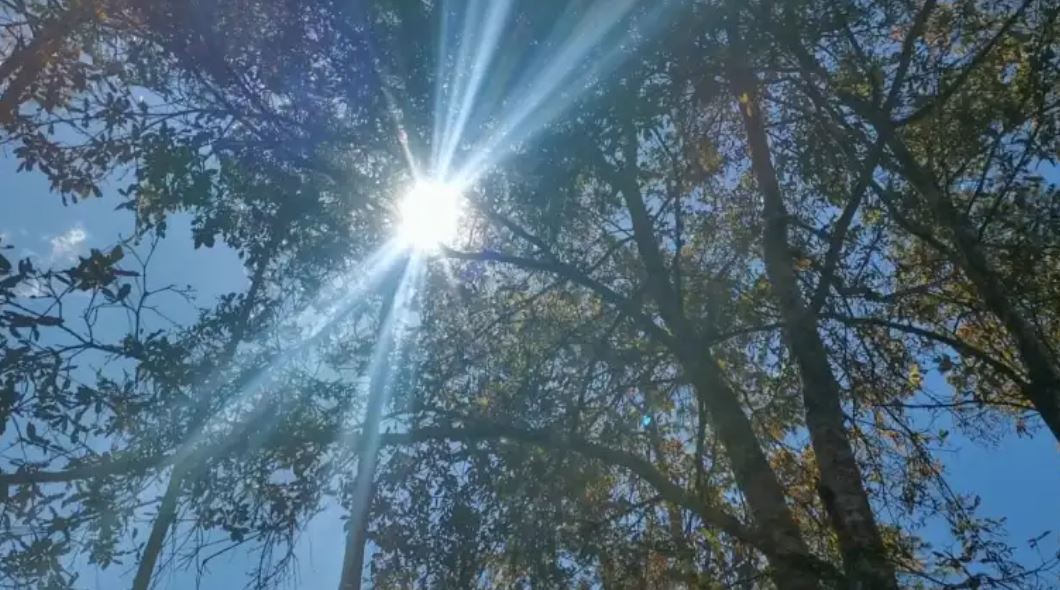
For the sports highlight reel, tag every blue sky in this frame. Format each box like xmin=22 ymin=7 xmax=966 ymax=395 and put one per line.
xmin=2 ymin=149 xmax=1057 ymax=587
xmin=0 ymin=153 xmax=340 ymax=589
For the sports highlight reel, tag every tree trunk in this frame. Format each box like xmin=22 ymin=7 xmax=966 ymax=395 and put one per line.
xmin=725 ymin=20 xmax=898 ymax=590
xmin=612 ymin=101 xmax=825 ymax=590
xmin=131 ymin=466 xmax=184 ymax=590
xmin=689 ymin=361 xmax=826 ymax=590
xmin=338 ymin=262 xmax=407 ymax=590
xmin=761 ymin=0 xmax=1060 ymax=446
xmin=885 ymin=135 xmax=1060 ymax=442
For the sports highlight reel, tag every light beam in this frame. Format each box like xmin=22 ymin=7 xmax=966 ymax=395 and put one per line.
xmin=397 ymin=181 xmax=464 ymax=252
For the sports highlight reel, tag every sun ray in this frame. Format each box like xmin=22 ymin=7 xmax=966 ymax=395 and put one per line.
xmin=454 ymin=1 xmax=682 ymax=190
xmin=430 ymin=2 xmax=455 ymax=173
xmin=178 ymin=1 xmax=678 ymax=463
xmin=452 ymin=0 xmax=643 ymax=183
xmin=434 ymin=0 xmax=479 ymax=169
xmin=159 ymin=0 xmax=682 ymax=557
xmin=167 ymin=240 xmax=409 ymax=462
xmin=342 ymin=254 xmax=425 ymax=528
xmin=435 ymin=0 xmax=513 ymax=176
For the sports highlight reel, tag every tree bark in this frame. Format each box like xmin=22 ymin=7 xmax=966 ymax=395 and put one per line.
xmin=610 ymin=111 xmax=825 ymax=590
xmin=131 ymin=465 xmax=184 ymax=590
xmin=883 ymin=134 xmax=1060 ymax=442
xmin=689 ymin=362 xmax=826 ymax=590
xmin=725 ymin=19 xmax=898 ymax=590
xmin=338 ymin=262 xmax=407 ymax=590
xmin=380 ymin=422 xmax=843 ymax=585
xmin=128 ymin=248 xmax=278 ymax=590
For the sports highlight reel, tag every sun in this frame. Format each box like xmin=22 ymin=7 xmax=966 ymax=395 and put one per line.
xmin=397 ymin=181 xmax=464 ymax=252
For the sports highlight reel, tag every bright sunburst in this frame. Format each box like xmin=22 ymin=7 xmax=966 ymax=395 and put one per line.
xmin=398 ymin=180 xmax=464 ymax=252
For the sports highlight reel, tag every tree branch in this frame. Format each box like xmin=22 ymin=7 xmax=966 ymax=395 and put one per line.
xmin=811 ymin=138 xmax=886 ymax=314
xmin=823 ymin=313 xmax=1028 ymax=386
xmin=898 ymin=0 xmax=1033 ymax=125
xmin=443 ymin=248 xmax=675 ymax=348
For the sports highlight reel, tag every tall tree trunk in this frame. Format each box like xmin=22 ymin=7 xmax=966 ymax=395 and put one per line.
xmin=770 ymin=6 xmax=1060 ymax=441
xmin=131 ymin=466 xmax=184 ymax=590
xmin=610 ymin=109 xmax=824 ymax=589
xmin=129 ymin=243 xmax=278 ymax=590
xmin=883 ymin=132 xmax=1060 ymax=442
xmin=339 ymin=450 xmax=377 ymax=590
xmin=725 ymin=19 xmax=898 ymax=590
xmin=688 ymin=361 xmax=826 ymax=590
xmin=338 ymin=264 xmax=407 ymax=590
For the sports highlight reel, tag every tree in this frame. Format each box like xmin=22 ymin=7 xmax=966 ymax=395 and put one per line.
xmin=1 ymin=0 xmax=1057 ymax=589
xmin=753 ymin=0 xmax=1060 ymax=441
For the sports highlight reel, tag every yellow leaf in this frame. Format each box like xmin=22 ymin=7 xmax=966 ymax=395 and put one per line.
xmin=908 ymin=364 xmax=923 ymax=389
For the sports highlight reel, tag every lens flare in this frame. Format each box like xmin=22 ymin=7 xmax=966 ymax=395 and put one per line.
xmin=398 ymin=181 xmax=463 ymax=251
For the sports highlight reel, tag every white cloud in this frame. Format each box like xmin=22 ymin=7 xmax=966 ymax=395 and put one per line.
xmin=48 ymin=225 xmax=88 ymax=264
xmin=13 ymin=278 xmax=44 ymax=298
